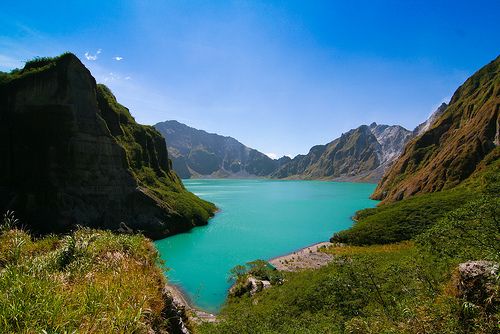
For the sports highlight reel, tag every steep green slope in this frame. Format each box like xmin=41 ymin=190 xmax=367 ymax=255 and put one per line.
xmin=332 ymin=148 xmax=499 ymax=245
xmin=96 ymin=85 xmax=215 ymax=229
xmin=0 ymin=53 xmax=214 ymax=239
xmin=333 ymin=56 xmax=500 ymax=245
xmin=372 ymin=55 xmax=500 ymax=203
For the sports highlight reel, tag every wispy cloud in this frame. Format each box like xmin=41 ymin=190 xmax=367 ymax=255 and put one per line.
xmin=84 ymin=49 xmax=102 ymax=61
xmin=103 ymin=72 xmax=118 ymax=82
xmin=113 ymin=56 xmax=123 ymax=61
xmin=102 ymin=72 xmax=131 ymax=82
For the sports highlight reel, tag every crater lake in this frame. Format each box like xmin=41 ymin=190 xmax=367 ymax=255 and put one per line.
xmin=155 ymin=179 xmax=378 ymax=313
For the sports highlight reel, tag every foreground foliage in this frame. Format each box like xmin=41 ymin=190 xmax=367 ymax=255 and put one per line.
xmin=0 ymin=222 xmax=171 ymax=333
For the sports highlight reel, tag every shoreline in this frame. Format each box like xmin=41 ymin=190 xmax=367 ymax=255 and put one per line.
xmin=268 ymin=241 xmax=334 ymax=271
xmin=267 ymin=241 xmax=332 ymax=262
xmin=165 ymin=283 xmax=218 ymax=323
xmin=165 ymin=240 xmax=334 ymax=321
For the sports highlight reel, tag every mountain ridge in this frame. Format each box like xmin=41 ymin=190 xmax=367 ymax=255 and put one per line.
xmin=156 ymin=120 xmax=415 ymax=182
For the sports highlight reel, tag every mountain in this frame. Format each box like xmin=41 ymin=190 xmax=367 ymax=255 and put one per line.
xmin=0 ymin=53 xmax=215 ymax=239
xmin=272 ymin=123 xmax=412 ymax=182
xmin=156 ymin=120 xmax=413 ymax=182
xmin=154 ymin=120 xmax=290 ymax=178
xmin=372 ymin=55 xmax=500 ymax=203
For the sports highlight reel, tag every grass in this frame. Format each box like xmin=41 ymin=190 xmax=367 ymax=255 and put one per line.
xmin=0 ymin=223 xmax=173 ymax=333
xmin=199 ymin=243 xmax=450 ymax=334
xmin=0 ymin=53 xmax=74 ymax=86
xmin=331 ymin=186 xmax=476 ymax=245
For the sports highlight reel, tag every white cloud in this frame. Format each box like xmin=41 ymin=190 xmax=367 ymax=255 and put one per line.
xmin=265 ymin=153 xmax=277 ymax=159
xmin=113 ymin=56 xmax=123 ymax=61
xmin=124 ymin=76 xmax=131 ymax=80
xmin=84 ymin=49 xmax=102 ymax=61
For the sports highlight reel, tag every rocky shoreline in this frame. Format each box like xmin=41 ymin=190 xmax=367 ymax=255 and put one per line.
xmin=269 ymin=241 xmax=334 ymax=271
xmin=164 ymin=284 xmax=218 ymax=325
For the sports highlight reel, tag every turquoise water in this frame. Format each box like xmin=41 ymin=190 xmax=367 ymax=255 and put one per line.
xmin=155 ymin=179 xmax=378 ymax=313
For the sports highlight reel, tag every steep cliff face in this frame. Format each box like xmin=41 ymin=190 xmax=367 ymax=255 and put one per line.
xmin=0 ymin=53 xmax=214 ymax=239
xmin=154 ymin=120 xmax=289 ymax=178
xmin=272 ymin=124 xmax=412 ymax=182
xmin=372 ymin=55 xmax=500 ymax=203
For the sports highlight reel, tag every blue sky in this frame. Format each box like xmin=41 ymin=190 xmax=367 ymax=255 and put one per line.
xmin=1 ymin=1 xmax=499 ymax=158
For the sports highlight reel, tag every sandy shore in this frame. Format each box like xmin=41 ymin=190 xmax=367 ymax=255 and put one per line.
xmin=269 ymin=241 xmax=334 ymax=271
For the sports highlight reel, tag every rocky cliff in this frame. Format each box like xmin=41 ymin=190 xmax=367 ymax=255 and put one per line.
xmin=154 ymin=120 xmax=290 ymax=178
xmin=272 ymin=123 xmax=412 ymax=182
xmin=0 ymin=53 xmax=215 ymax=239
xmin=372 ymin=55 xmax=500 ymax=203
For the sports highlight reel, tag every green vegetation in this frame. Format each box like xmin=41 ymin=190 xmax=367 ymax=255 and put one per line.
xmin=229 ymin=260 xmax=284 ymax=297
xmin=199 ymin=193 xmax=499 ymax=333
xmin=0 ymin=53 xmax=74 ymax=85
xmin=332 ymin=151 xmax=499 ymax=245
xmin=332 ymin=186 xmax=476 ymax=245
xmin=0 ymin=213 xmax=173 ymax=333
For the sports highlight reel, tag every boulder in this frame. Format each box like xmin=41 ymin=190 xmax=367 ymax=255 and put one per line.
xmin=457 ymin=260 xmax=499 ymax=309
